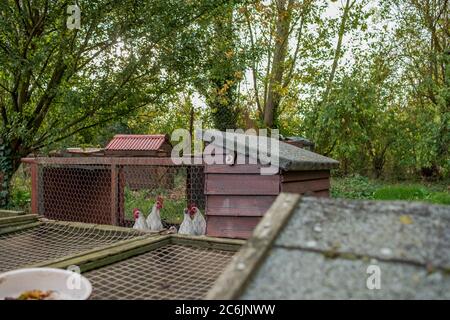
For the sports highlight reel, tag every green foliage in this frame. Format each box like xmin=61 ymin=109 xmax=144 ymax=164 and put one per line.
xmin=7 ymin=165 xmax=31 ymax=211
xmin=123 ymin=187 xmax=185 ymax=225
xmin=331 ymin=175 xmax=381 ymax=199
xmin=1 ymin=0 xmax=448 ymax=212
xmin=0 ymin=0 xmax=234 ymax=207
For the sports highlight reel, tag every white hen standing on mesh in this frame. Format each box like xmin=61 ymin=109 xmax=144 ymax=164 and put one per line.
xmin=178 ymin=207 xmax=195 ymax=235
xmin=190 ymin=205 xmax=206 ymax=236
xmin=146 ymin=196 xmax=164 ymax=231
xmin=132 ymin=208 xmax=148 ymax=230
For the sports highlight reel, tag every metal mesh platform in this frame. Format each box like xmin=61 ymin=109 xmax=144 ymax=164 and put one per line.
xmin=85 ymin=244 xmax=235 ymax=300
xmin=0 ymin=222 xmax=143 ymax=272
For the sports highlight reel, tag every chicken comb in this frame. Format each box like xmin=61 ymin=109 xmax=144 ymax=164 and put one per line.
xmin=156 ymin=195 xmax=164 ymax=203
xmin=188 ymin=203 xmax=196 ymax=213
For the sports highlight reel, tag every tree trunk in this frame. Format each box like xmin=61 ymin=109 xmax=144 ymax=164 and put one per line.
xmin=311 ymin=0 xmax=353 ymax=151
xmin=322 ymin=0 xmax=352 ymax=104
xmin=208 ymin=6 xmax=238 ymax=131
xmin=263 ymin=0 xmax=294 ymax=128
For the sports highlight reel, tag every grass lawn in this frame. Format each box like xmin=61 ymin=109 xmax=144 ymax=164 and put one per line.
xmin=331 ymin=175 xmax=450 ymax=205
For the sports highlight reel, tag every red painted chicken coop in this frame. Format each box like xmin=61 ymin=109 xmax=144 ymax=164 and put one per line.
xmin=22 ymin=131 xmax=338 ymax=239
xmin=199 ymin=131 xmax=338 ymax=238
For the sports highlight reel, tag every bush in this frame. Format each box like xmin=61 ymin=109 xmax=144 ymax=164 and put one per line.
xmin=8 ymin=166 xmax=31 ymax=211
xmin=373 ymin=186 xmax=428 ymax=201
xmin=331 ymin=175 xmax=380 ymax=200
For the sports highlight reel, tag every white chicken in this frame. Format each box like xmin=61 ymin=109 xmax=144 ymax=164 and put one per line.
xmin=146 ymin=196 xmax=164 ymax=231
xmin=132 ymin=208 xmax=148 ymax=230
xmin=178 ymin=207 xmax=195 ymax=235
xmin=191 ymin=205 xmax=206 ymax=236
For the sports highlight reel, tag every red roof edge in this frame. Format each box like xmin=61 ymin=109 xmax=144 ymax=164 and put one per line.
xmin=105 ymin=134 xmax=171 ymax=151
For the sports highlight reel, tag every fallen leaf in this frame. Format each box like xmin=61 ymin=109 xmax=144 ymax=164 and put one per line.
xmin=399 ymin=215 xmax=413 ymax=225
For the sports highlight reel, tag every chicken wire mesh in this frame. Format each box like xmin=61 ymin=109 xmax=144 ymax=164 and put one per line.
xmin=38 ymin=164 xmax=113 ymax=225
xmin=32 ymin=160 xmax=205 ymax=228
xmin=0 ymin=222 xmax=143 ymax=272
xmin=119 ymin=164 xmax=205 ymax=228
xmin=84 ymin=243 xmax=235 ymax=300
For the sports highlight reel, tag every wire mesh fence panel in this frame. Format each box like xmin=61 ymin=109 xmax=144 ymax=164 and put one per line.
xmin=85 ymin=244 xmax=235 ymax=300
xmin=38 ymin=164 xmax=113 ymax=224
xmin=0 ymin=222 xmax=143 ymax=272
xmin=119 ymin=165 xmax=205 ymax=228
xmin=32 ymin=160 xmax=205 ymax=228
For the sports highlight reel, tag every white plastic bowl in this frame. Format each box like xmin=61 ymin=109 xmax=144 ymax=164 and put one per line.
xmin=0 ymin=268 xmax=92 ymax=300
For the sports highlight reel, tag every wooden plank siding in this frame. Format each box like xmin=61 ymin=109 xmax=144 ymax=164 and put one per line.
xmin=280 ymin=170 xmax=330 ymax=182
xmin=205 ymin=174 xmax=279 ymax=196
xmin=205 ymin=166 xmax=331 ymax=239
xmin=281 ymin=178 xmax=330 ymax=193
xmin=205 ymin=164 xmax=280 ymax=239
xmin=206 ymin=216 xmax=261 ymax=239
xmin=206 ymin=195 xmax=277 ymax=217
xmin=280 ymin=170 xmax=330 ymax=196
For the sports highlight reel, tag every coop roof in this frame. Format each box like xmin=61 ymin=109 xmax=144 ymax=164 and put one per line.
xmin=207 ymin=194 xmax=450 ymax=299
xmin=283 ymin=136 xmax=315 ymax=146
xmin=106 ymin=134 xmax=170 ymax=151
xmin=197 ymin=130 xmax=338 ymax=171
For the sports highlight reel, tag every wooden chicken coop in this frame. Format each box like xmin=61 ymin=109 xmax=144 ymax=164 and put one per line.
xmin=21 ymin=131 xmax=338 ymax=239
xmin=22 ymin=134 xmax=205 ymax=227
xmin=199 ymin=131 xmax=339 ymax=239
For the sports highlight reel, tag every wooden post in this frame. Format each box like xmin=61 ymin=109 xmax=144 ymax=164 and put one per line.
xmin=30 ymin=162 xmax=38 ymax=214
xmin=110 ymin=163 xmax=118 ymax=225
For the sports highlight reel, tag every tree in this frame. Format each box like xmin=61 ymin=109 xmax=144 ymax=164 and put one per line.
xmin=390 ymin=0 xmax=449 ymax=177
xmin=196 ymin=4 xmax=241 ymax=131
xmin=0 ymin=0 xmax=234 ymax=207
xmin=244 ymin=0 xmax=317 ymax=129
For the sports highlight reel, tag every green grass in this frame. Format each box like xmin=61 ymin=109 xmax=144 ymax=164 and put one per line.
xmin=124 ymin=187 xmax=185 ymax=225
xmin=373 ymin=186 xmax=428 ymax=201
xmin=428 ymin=192 xmax=450 ymax=205
xmin=332 ymin=175 xmax=450 ymax=205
